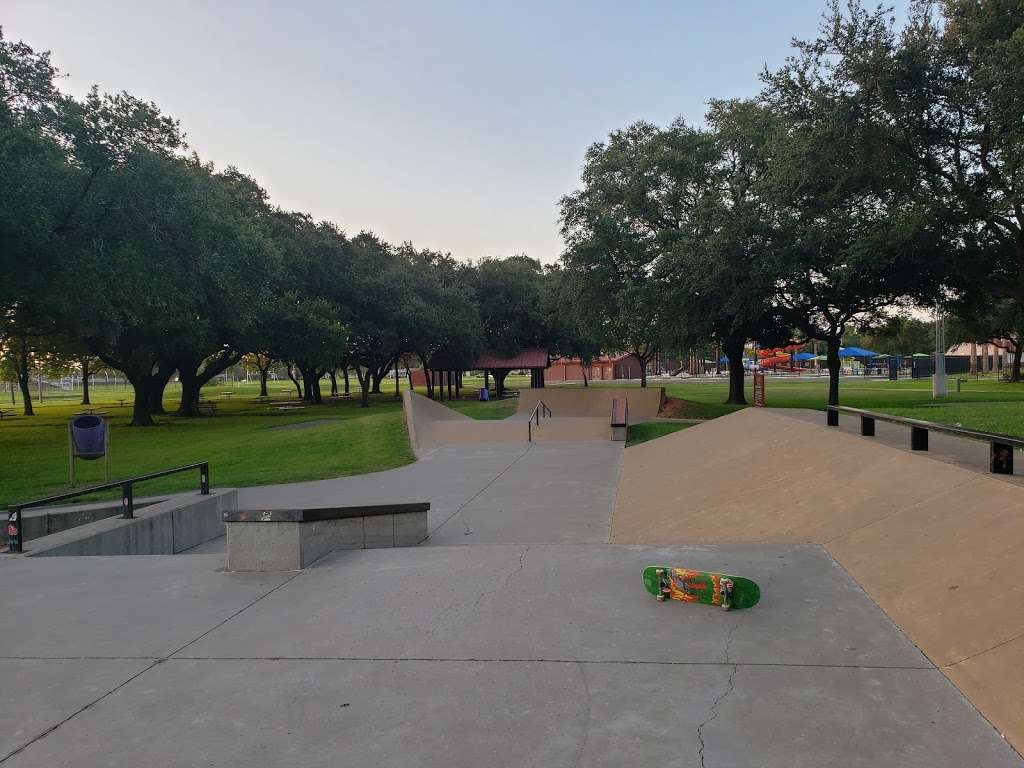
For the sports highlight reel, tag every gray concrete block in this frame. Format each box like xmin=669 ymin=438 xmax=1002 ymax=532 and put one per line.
xmin=363 ymin=513 xmax=395 ymax=548
xmin=170 ymin=491 xmax=233 ymax=553
xmin=226 ymin=522 xmax=301 ymax=572
xmin=297 ymin=517 xmax=363 ymax=567
xmin=395 ymin=511 xmax=427 ymax=546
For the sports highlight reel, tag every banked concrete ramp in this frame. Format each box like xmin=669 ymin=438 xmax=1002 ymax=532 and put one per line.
xmin=613 ymin=407 xmax=1024 ymax=753
xmin=403 ymin=391 xmax=525 ymax=450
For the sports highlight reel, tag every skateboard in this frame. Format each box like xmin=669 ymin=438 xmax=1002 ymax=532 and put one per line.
xmin=643 ymin=566 xmax=760 ymax=610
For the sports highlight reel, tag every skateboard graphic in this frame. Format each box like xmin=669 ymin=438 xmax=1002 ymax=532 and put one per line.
xmin=643 ymin=566 xmax=761 ymax=610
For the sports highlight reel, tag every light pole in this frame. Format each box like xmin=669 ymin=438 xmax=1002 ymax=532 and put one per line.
xmin=933 ymin=304 xmax=947 ymax=398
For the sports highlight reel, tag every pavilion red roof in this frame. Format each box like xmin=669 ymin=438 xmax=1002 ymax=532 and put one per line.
xmin=473 ymin=348 xmax=549 ymax=369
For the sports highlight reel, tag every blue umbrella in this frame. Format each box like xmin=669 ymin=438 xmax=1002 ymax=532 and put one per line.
xmin=792 ymin=352 xmax=816 ymax=361
xmin=839 ymin=346 xmax=879 ymax=358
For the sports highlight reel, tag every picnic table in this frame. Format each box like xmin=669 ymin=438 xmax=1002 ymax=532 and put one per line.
xmin=220 ymin=391 xmax=235 ymax=399
xmin=270 ymin=405 xmax=306 ymax=411
xmin=116 ymin=398 xmax=131 ymax=408
xmin=0 ymin=408 xmax=13 ymax=421
xmin=75 ymin=408 xmax=109 ymax=416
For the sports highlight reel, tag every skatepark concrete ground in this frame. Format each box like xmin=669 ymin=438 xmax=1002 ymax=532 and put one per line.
xmin=2 ymin=397 xmax=1022 ymax=766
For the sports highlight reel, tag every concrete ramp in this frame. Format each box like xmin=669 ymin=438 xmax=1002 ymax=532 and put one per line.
xmin=517 ymin=386 xmax=663 ymax=418
xmin=612 ymin=407 xmax=1024 ymax=753
xmin=403 ymin=391 xmax=525 ymax=449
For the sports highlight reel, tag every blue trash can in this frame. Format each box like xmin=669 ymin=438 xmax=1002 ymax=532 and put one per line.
xmin=71 ymin=415 xmax=107 ymax=459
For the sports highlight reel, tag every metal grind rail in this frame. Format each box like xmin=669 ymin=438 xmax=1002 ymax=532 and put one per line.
xmin=827 ymin=405 xmax=1022 ymax=475
xmin=527 ymin=401 xmax=553 ymax=442
xmin=7 ymin=461 xmax=210 ymax=553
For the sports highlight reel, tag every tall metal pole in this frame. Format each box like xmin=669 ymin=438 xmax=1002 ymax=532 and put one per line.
xmin=933 ymin=304 xmax=947 ymax=398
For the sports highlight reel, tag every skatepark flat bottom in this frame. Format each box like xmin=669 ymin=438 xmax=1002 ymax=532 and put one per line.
xmin=0 ymin=544 xmax=1019 ymax=767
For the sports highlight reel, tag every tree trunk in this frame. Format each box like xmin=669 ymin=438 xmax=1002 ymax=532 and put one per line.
xmin=723 ymin=336 xmax=746 ymax=405
xmin=14 ymin=338 xmax=33 ymax=416
xmin=259 ymin=368 xmax=269 ymax=397
xmin=149 ymin=364 xmax=175 ymax=416
xmin=342 ymin=366 xmax=351 ymax=395
xmin=1010 ymin=341 xmax=1023 ymax=383
xmin=286 ymin=363 xmax=303 ymax=399
xmin=355 ymin=367 xmax=371 ymax=407
xmin=300 ymin=366 xmax=322 ymax=404
xmin=126 ymin=373 xmax=159 ymax=426
xmin=80 ymin=357 xmax=92 ymax=405
xmin=177 ymin=368 xmax=202 ymax=417
xmin=494 ymin=369 xmax=510 ymax=398
xmin=394 ymin=360 xmax=401 ymax=398
xmin=329 ymin=370 xmax=338 ymax=396
xmin=826 ymin=336 xmax=842 ymax=407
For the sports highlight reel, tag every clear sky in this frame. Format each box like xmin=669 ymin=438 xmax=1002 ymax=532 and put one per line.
xmin=6 ymin=1 xmax=909 ymax=263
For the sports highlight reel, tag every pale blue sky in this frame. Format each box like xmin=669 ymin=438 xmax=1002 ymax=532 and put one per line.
xmin=6 ymin=1 xmax=909 ymax=262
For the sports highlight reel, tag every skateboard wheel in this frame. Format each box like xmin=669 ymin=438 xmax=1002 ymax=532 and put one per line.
xmin=656 ymin=594 xmax=665 ymax=602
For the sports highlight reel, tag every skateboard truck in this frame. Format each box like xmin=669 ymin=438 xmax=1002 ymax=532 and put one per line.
xmin=655 ymin=568 xmax=670 ymax=602
xmin=720 ymin=578 xmax=734 ymax=611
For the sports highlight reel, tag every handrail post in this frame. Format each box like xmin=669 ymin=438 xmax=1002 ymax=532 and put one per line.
xmin=200 ymin=462 xmax=210 ymax=495
xmin=7 ymin=506 xmax=23 ymax=553
xmin=528 ymin=420 xmax=532 ymax=442
xmin=122 ymin=482 xmax=134 ymax=519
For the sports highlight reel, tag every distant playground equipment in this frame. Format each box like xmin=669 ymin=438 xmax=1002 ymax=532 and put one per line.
xmin=643 ymin=566 xmax=761 ymax=611
xmin=69 ymin=414 xmax=109 ymax=485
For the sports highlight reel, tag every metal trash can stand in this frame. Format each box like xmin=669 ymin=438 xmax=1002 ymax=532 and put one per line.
xmin=68 ymin=415 xmax=109 ymax=485
xmin=71 ymin=415 xmax=107 ymax=459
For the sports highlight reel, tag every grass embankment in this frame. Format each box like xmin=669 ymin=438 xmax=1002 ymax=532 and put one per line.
xmin=625 ymin=421 xmax=694 ymax=446
xmin=0 ymin=378 xmax=514 ymax=508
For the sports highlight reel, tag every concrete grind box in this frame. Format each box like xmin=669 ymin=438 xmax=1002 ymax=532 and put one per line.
xmin=224 ymin=503 xmax=429 ymax=571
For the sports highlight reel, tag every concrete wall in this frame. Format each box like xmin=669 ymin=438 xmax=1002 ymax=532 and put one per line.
xmin=26 ymin=490 xmax=236 ymax=557
xmin=226 ymin=510 xmax=428 ymax=571
xmin=517 ymin=387 xmax=664 ymax=418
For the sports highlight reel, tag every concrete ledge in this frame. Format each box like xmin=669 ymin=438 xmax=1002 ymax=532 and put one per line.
xmin=19 ymin=497 xmax=169 ymax=541
xmin=225 ymin=504 xmax=430 ymax=571
xmin=23 ymin=490 xmax=236 ymax=557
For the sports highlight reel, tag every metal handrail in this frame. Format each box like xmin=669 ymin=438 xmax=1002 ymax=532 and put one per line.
xmin=826 ymin=405 xmax=1021 ymax=474
xmin=7 ymin=461 xmax=210 ymax=553
xmin=527 ymin=400 xmax=553 ymax=442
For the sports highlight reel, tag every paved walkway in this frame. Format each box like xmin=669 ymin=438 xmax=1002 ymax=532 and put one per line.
xmin=1 ymin=407 xmax=1021 ymax=766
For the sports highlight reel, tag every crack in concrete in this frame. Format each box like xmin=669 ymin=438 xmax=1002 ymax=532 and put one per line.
xmin=469 ymin=546 xmax=530 ymax=613
xmin=571 ymin=661 xmax=592 ymax=768
xmin=696 ymin=664 xmax=739 ymax=768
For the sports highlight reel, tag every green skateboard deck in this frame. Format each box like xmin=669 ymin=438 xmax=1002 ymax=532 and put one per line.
xmin=643 ymin=566 xmax=761 ymax=610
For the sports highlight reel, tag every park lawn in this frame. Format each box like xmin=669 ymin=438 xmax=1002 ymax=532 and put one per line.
xmin=626 ymin=421 xmax=694 ymax=446
xmin=443 ymin=398 xmax=518 ymax=419
xmin=0 ymin=383 xmax=415 ymax=508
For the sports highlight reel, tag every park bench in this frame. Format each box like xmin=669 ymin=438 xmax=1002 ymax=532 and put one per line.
xmin=827 ymin=405 xmax=1023 ymax=475
xmin=197 ymin=401 xmax=218 ymax=415
xmin=223 ymin=503 xmax=429 ymax=571
xmin=0 ymin=408 xmax=13 ymax=421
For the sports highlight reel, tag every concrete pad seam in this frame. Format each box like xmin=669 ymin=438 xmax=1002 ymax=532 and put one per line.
xmin=0 ymin=658 xmax=161 ymax=764
xmin=425 ymin=443 xmax=533 ymax=539
xmin=0 ymin=571 xmax=305 ymax=762
xmin=606 ymin=445 xmax=625 ymax=544
xmin=942 ymin=628 xmax=1024 ymax=669
xmin=822 ymin=545 xmax=936 ymax=671
xmin=161 ymin=657 xmax=938 ymax=670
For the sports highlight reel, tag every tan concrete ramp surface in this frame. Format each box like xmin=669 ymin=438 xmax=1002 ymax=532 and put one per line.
xmin=612 ymin=407 xmax=1024 ymax=752
xmin=518 ymin=386 xmax=663 ymax=418
xmin=402 ymin=391 xmax=525 ymax=449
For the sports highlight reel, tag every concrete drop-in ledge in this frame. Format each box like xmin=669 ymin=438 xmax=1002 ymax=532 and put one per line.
xmin=224 ymin=503 xmax=429 ymax=571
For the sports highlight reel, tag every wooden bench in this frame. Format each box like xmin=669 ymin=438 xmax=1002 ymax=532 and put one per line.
xmin=223 ymin=503 xmax=429 ymax=571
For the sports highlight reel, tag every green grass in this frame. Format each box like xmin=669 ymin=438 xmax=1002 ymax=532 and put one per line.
xmin=0 ymin=381 xmax=417 ymax=508
xmin=443 ymin=398 xmax=518 ymax=420
xmin=626 ymin=421 xmax=694 ymax=446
